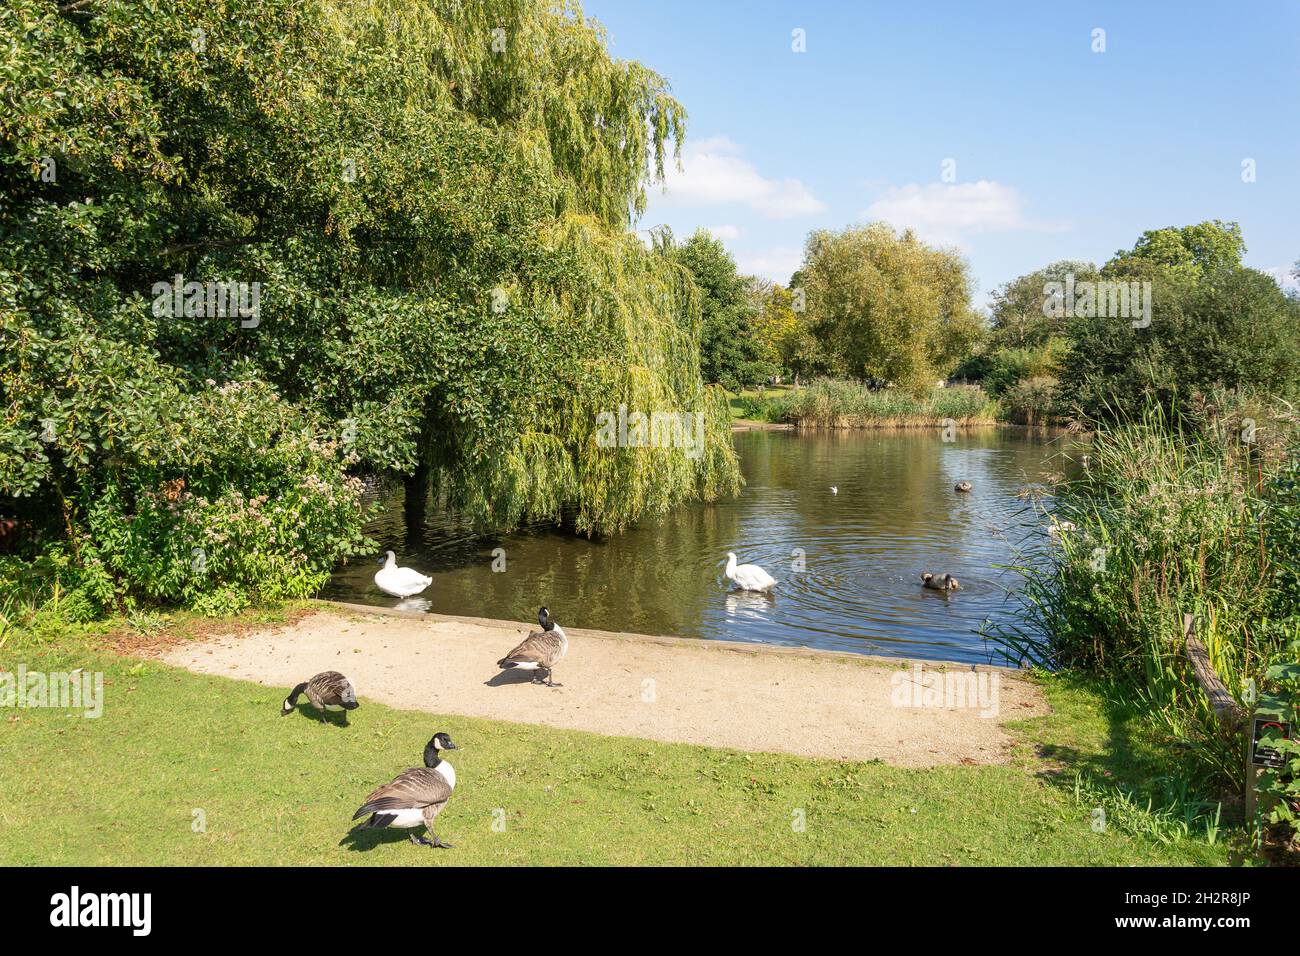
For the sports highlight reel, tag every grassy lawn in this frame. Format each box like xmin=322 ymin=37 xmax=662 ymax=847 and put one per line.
xmin=0 ymin=621 xmax=1230 ymax=866
xmin=728 ymin=384 xmax=793 ymax=422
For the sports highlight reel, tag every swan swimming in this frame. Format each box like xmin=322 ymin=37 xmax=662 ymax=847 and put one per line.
xmin=723 ymin=552 xmax=776 ymax=592
xmin=375 ymin=551 xmax=433 ymax=598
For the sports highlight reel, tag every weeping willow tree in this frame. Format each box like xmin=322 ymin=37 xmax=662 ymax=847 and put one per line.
xmin=0 ymin=0 xmax=737 ymax=612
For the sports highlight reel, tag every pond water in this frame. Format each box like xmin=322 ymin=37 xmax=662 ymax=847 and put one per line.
xmin=322 ymin=428 xmax=1075 ymax=664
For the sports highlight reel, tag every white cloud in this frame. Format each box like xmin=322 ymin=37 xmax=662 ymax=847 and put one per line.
xmin=735 ymin=246 xmax=804 ymax=284
xmin=1262 ymin=265 xmax=1299 ymax=293
xmin=658 ymin=137 xmax=826 ymax=219
xmin=864 ymin=181 xmax=1066 ymax=246
xmin=707 ymin=224 xmax=742 ymax=241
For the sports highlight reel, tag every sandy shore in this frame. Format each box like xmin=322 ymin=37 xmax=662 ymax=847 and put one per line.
xmin=162 ymin=602 xmax=1047 ymax=767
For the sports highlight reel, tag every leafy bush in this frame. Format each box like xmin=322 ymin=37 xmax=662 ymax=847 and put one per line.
xmin=1256 ymin=659 xmax=1300 ymax=864
xmin=1001 ymin=375 xmax=1062 ymax=427
xmin=1063 ymin=266 xmax=1300 ymax=425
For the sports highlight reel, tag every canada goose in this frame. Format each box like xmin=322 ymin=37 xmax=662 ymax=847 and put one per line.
xmin=921 ymin=572 xmax=960 ymax=591
xmin=723 ymin=552 xmax=777 ymax=592
xmin=282 ymin=671 xmax=358 ymax=723
xmin=954 ymin=481 xmax=973 ymax=493
xmin=352 ymin=733 xmax=459 ymax=848
xmin=496 ymin=606 xmax=568 ymax=687
xmin=374 ymin=550 xmax=432 ymax=598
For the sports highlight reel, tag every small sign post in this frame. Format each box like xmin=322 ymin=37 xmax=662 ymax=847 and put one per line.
xmin=1252 ymin=717 xmax=1293 ymax=769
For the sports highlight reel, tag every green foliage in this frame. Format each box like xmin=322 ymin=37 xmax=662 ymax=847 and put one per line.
xmin=749 ymin=281 xmax=821 ymax=384
xmin=671 ymin=230 xmax=774 ymax=391
xmin=743 ymin=379 xmax=997 ymax=427
xmin=1000 ymin=375 xmax=1062 ymax=427
xmin=987 ymin=260 xmax=1098 ymax=351
xmin=1062 ymin=265 xmax=1300 ymax=424
xmin=800 ymin=223 xmax=982 ymax=396
xmin=1106 ymin=220 xmax=1246 ymax=281
xmin=0 ymin=0 xmax=739 ymax=612
xmin=1256 ymin=658 xmax=1300 ymax=862
xmin=981 ymin=338 xmax=1068 ymax=398
xmin=986 ymin=401 xmax=1300 ymax=795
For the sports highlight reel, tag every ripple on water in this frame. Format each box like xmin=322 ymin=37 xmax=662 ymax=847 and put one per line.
xmin=322 ymin=428 xmax=1080 ymax=664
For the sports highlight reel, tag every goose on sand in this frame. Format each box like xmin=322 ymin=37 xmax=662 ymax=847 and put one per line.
xmin=723 ymin=552 xmax=776 ymax=592
xmin=282 ymin=671 xmax=358 ymax=724
xmin=352 ymin=732 xmax=459 ymax=848
xmin=496 ymin=606 xmax=568 ymax=687
xmin=375 ymin=550 xmax=432 ymax=598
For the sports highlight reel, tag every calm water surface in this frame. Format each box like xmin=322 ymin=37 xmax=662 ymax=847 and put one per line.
xmin=323 ymin=429 xmax=1074 ymax=664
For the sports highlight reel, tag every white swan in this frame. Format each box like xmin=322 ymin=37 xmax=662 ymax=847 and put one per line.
xmin=375 ymin=551 xmax=433 ymax=598
xmin=723 ymin=552 xmax=776 ymax=592
xmin=830 ymin=486 xmax=838 ymax=495
xmin=1046 ymin=517 xmax=1077 ymax=540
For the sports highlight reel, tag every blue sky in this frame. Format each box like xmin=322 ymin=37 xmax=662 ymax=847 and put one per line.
xmin=587 ymin=0 xmax=1300 ymax=308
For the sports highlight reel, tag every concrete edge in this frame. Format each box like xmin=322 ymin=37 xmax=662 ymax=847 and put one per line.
xmin=313 ymin=599 xmax=1022 ymax=675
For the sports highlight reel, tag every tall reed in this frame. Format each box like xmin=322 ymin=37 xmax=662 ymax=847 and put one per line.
xmin=986 ymin=400 xmax=1300 ymax=789
xmin=741 ymin=379 xmax=998 ymax=427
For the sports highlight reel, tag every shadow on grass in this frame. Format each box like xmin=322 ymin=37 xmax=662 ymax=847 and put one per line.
xmin=284 ymin=704 xmax=351 ymax=727
xmin=1026 ymin=672 xmax=1239 ymax=826
xmin=338 ymin=825 xmax=420 ymax=853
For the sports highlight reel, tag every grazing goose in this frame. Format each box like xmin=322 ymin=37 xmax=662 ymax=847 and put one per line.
xmin=954 ymin=481 xmax=973 ymax=493
xmin=921 ymin=572 xmax=961 ymax=591
xmin=282 ymin=671 xmax=358 ymax=723
xmin=352 ymin=732 xmax=459 ymax=848
xmin=723 ymin=552 xmax=776 ymax=592
xmin=496 ymin=606 xmax=568 ymax=687
xmin=374 ymin=550 xmax=432 ymax=598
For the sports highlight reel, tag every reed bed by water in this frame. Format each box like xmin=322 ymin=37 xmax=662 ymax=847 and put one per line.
xmin=987 ymin=401 xmax=1300 ymax=792
xmin=738 ymin=379 xmax=999 ymax=428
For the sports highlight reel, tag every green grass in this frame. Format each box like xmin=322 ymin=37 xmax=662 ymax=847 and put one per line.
xmin=728 ymin=384 xmax=793 ymax=422
xmin=0 ymin=627 xmax=1232 ymax=865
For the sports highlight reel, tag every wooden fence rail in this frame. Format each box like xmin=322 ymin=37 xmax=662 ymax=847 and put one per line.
xmin=1180 ymin=612 xmax=1257 ymax=825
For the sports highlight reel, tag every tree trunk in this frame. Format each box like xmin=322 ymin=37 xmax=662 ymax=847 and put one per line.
xmin=403 ymin=459 xmax=430 ymax=532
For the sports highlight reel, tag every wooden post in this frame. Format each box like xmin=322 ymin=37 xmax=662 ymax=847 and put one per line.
xmin=1181 ymin=613 xmax=1256 ymax=838
xmin=1181 ymin=613 xmax=1241 ymax=724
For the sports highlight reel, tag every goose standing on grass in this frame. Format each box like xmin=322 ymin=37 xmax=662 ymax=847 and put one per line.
xmin=496 ymin=606 xmax=568 ymax=687
xmin=723 ymin=552 xmax=776 ymax=592
xmin=375 ymin=550 xmax=432 ymax=598
xmin=352 ymin=732 xmax=459 ymax=849
xmin=282 ymin=671 xmax=358 ymax=724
